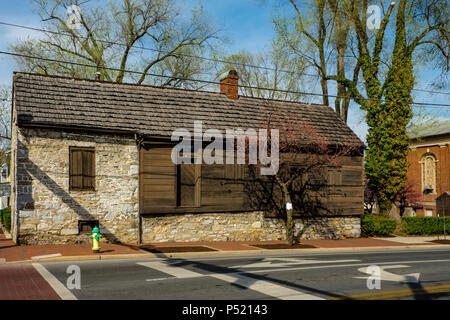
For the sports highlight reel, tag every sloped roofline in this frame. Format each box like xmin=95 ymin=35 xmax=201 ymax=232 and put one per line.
xmin=13 ymin=71 xmax=328 ymax=108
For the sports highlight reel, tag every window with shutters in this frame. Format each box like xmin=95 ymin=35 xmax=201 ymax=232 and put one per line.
xmin=140 ymin=146 xmax=200 ymax=211
xmin=69 ymin=147 xmax=95 ymax=191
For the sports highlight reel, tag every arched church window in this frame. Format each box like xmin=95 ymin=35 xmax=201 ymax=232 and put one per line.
xmin=422 ymin=154 xmax=437 ymax=193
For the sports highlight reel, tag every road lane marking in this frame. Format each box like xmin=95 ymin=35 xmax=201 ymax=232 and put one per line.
xmin=139 ymin=258 xmax=450 ymax=280
xmin=354 ymin=265 xmax=420 ymax=283
xmin=138 ymin=260 xmax=323 ymax=300
xmin=329 ymin=284 xmax=450 ymax=300
xmin=146 ymin=277 xmax=179 ymax=282
xmin=138 ymin=258 xmax=450 ymax=299
xmin=32 ymin=263 xmax=77 ymax=300
xmin=246 ymin=258 xmax=450 ymax=275
xmin=366 ymin=288 xmax=450 ymax=300
xmin=231 ymin=258 xmax=360 ymax=269
xmin=209 ymin=272 xmax=323 ymax=300
xmin=138 ymin=261 xmax=204 ymax=279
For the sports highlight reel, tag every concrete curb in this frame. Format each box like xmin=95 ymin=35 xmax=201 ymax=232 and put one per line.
xmin=6 ymin=243 xmax=450 ymax=264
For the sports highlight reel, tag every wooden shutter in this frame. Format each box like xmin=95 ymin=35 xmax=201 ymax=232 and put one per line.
xmin=178 ymin=163 xmax=200 ymax=207
xmin=140 ymin=146 xmax=177 ymax=210
xmin=201 ymin=150 xmax=245 ymax=210
xmin=70 ymin=149 xmax=83 ymax=190
xmin=82 ymin=149 xmax=95 ymax=189
xmin=70 ymin=147 xmax=95 ymax=190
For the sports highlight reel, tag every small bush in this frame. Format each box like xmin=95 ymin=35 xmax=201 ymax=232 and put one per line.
xmin=402 ymin=216 xmax=450 ymax=235
xmin=361 ymin=214 xmax=397 ymax=237
xmin=1 ymin=208 xmax=11 ymax=232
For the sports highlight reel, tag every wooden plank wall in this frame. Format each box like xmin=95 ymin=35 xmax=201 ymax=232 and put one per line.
xmin=140 ymin=145 xmax=177 ymax=211
xmin=139 ymin=145 xmax=363 ymax=216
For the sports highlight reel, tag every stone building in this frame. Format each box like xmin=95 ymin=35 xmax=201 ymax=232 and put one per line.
xmin=10 ymin=72 xmax=365 ymax=245
xmin=406 ymin=120 xmax=450 ymax=216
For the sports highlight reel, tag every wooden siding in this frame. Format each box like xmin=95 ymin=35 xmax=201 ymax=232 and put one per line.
xmin=140 ymin=145 xmax=176 ymax=211
xmin=139 ymin=146 xmax=363 ymax=216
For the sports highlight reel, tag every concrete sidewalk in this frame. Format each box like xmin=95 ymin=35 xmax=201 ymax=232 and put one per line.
xmin=374 ymin=236 xmax=449 ymax=243
xmin=0 ymin=227 xmax=447 ymax=263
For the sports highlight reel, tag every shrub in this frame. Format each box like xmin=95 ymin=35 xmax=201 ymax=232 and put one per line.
xmin=1 ymin=208 xmax=11 ymax=232
xmin=402 ymin=216 xmax=450 ymax=235
xmin=361 ymin=214 xmax=397 ymax=237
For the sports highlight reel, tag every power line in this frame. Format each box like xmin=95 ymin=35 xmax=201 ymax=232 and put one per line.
xmin=1 ymin=50 xmax=450 ymax=108
xmin=2 ymin=21 xmax=449 ymax=96
xmin=0 ymin=21 xmax=320 ymax=78
xmin=412 ymin=88 xmax=450 ymax=95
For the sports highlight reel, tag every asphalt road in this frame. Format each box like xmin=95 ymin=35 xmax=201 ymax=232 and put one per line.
xmin=34 ymin=248 xmax=450 ymax=300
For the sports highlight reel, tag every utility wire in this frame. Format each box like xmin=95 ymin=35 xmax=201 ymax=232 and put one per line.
xmin=1 ymin=50 xmax=450 ymax=108
xmin=0 ymin=21 xmax=320 ymax=78
xmin=412 ymin=88 xmax=450 ymax=95
xmin=2 ymin=21 xmax=449 ymax=96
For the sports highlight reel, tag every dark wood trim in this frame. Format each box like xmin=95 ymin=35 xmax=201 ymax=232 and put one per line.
xmin=139 ymin=207 xmax=363 ymax=217
xmin=140 ymin=206 xmax=253 ymax=215
xmin=19 ymin=122 xmax=136 ymax=137
xmin=138 ymin=147 xmax=143 ymax=244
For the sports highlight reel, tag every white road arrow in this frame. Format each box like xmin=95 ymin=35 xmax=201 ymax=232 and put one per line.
xmin=231 ymin=258 xmax=359 ymax=269
xmin=354 ymin=265 xmax=420 ymax=283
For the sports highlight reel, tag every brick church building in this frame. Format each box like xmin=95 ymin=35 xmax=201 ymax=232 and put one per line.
xmin=406 ymin=120 xmax=450 ymax=216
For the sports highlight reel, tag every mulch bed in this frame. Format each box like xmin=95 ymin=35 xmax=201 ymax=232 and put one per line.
xmin=430 ymin=240 xmax=450 ymax=244
xmin=250 ymin=243 xmax=317 ymax=249
xmin=139 ymin=245 xmax=218 ymax=253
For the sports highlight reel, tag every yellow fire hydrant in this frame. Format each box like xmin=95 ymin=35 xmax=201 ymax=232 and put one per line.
xmin=89 ymin=226 xmax=103 ymax=253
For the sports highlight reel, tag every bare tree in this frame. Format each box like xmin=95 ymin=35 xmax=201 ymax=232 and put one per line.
xmin=10 ymin=0 xmax=222 ymax=88
xmin=247 ymin=103 xmax=361 ymax=245
xmin=274 ymin=0 xmax=332 ymax=106
xmin=273 ymin=0 xmax=362 ymax=123
xmin=217 ymin=49 xmax=308 ymax=101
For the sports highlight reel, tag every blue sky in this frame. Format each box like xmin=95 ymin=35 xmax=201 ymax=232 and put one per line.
xmin=0 ymin=0 xmax=448 ymax=141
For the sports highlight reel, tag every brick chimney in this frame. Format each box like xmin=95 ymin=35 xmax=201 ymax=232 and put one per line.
xmin=219 ymin=70 xmax=239 ymax=99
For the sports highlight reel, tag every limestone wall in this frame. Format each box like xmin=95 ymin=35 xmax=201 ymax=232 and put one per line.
xmin=142 ymin=212 xmax=360 ymax=242
xmin=14 ymin=127 xmax=139 ymax=244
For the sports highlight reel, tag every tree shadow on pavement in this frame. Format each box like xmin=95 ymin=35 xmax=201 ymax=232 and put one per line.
xmin=407 ymin=281 xmax=450 ymax=300
xmin=163 ymin=257 xmax=351 ymax=300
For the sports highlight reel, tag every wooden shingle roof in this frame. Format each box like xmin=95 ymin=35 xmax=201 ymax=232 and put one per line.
xmin=13 ymin=72 xmax=364 ymax=148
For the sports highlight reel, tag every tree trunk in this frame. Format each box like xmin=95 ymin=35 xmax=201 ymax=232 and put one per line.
xmin=286 ymin=204 xmax=294 ymax=246
xmin=388 ymin=203 xmax=402 ymax=233
xmin=277 ymin=177 xmax=295 ymax=246
xmin=378 ymin=199 xmax=392 ymax=218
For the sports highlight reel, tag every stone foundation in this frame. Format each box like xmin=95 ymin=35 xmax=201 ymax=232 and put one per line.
xmin=142 ymin=212 xmax=361 ymax=242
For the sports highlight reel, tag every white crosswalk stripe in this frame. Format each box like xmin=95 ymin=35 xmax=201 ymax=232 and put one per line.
xmin=138 ymin=260 xmax=323 ymax=300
